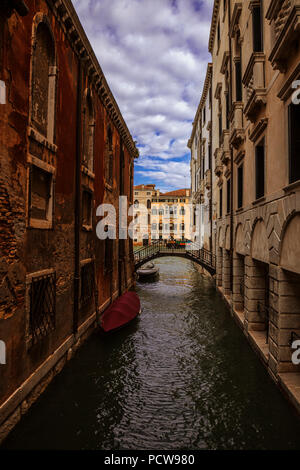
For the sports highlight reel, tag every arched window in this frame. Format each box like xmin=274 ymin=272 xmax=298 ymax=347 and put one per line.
xmin=147 ymin=199 xmax=151 ymax=209
xmin=83 ymin=90 xmax=95 ymax=172
xmin=31 ymin=19 xmax=56 ymax=141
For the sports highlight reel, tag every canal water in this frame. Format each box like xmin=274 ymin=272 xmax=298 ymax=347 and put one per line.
xmin=3 ymin=257 xmax=300 ymax=450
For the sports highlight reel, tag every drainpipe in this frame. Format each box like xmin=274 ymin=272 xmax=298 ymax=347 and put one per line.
xmin=74 ymin=57 xmax=82 ymax=335
xmin=228 ymin=0 xmax=234 ymax=293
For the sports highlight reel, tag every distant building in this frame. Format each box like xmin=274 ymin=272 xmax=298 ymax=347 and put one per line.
xmin=133 ymin=186 xmax=192 ymax=245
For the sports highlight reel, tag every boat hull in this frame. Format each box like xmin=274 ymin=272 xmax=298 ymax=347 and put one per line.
xmin=100 ymin=291 xmax=141 ymax=334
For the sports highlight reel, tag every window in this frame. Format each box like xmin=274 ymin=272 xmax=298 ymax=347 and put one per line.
xmin=152 ymin=223 xmax=157 ymax=230
xmin=82 ymin=91 xmax=94 ymax=172
xmin=29 ymin=164 xmax=53 ymax=225
xmin=180 ymin=207 xmax=185 ymax=215
xmin=119 ymin=141 xmax=125 ymax=195
xmin=134 ymin=200 xmax=139 ymax=208
xmin=255 ymin=138 xmax=265 ymax=199
xmin=237 ymin=164 xmax=243 ymax=209
xmin=28 ymin=270 xmax=56 ymax=345
xmin=152 ymin=208 xmax=157 ymax=215
xmin=82 ymin=189 xmax=92 ymax=228
xmin=219 ymin=187 xmax=223 ymax=218
xmin=235 ymin=60 xmax=242 ymax=101
xmin=203 ymin=106 xmax=206 ymax=124
xmin=224 ymin=0 xmax=227 ymax=16
xmin=147 ymin=199 xmax=151 ymax=209
xmin=227 ymin=178 xmax=231 ymax=214
xmin=219 ymin=111 xmax=222 ymax=146
xmin=148 ymin=214 xmax=151 ymax=224
xmin=31 ymin=21 xmax=56 ymax=141
xmin=252 ymin=2 xmax=263 ymax=52
xmin=106 ymin=125 xmax=113 ymax=185
xmin=225 ymin=92 xmax=229 ymax=129
xmin=288 ymin=102 xmax=300 ymax=184
xmin=217 ymin=22 xmax=220 ymax=48
xmin=80 ymin=261 xmax=95 ymax=310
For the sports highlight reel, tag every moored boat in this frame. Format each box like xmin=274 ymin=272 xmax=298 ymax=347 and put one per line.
xmin=137 ymin=262 xmax=159 ymax=279
xmin=99 ymin=291 xmax=141 ymax=333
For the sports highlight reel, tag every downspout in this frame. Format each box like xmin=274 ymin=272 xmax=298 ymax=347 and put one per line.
xmin=228 ymin=0 xmax=234 ymax=293
xmin=74 ymin=57 xmax=82 ymax=335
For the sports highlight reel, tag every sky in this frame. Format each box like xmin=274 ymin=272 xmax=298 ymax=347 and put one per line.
xmin=73 ymin=0 xmax=213 ymax=193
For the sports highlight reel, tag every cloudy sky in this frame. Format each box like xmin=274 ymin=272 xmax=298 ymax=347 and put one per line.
xmin=73 ymin=0 xmax=213 ymax=192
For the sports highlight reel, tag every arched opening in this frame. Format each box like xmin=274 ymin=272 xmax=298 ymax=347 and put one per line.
xmin=31 ymin=20 xmax=56 ymax=141
xmin=233 ymin=224 xmax=245 ymax=313
xmin=249 ymin=219 xmax=270 ymax=345
xmin=278 ymin=214 xmax=300 ymax=369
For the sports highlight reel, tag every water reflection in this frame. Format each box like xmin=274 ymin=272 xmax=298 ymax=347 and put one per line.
xmin=3 ymin=257 xmax=300 ymax=450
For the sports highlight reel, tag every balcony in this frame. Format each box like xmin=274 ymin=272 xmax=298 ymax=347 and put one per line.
xmin=229 ymin=102 xmax=245 ymax=149
xmin=205 ymin=169 xmax=211 ymax=190
xmin=214 ymin=149 xmax=223 ymax=177
xmin=267 ymin=0 xmax=300 ymax=72
xmin=221 ymin=130 xmax=230 ymax=165
xmin=243 ymin=52 xmax=267 ymax=123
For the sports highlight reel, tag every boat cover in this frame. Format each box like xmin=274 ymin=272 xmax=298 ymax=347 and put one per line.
xmin=100 ymin=291 xmax=141 ymax=333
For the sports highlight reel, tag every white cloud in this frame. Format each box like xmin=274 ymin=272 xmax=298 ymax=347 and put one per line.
xmin=72 ymin=0 xmax=213 ymax=191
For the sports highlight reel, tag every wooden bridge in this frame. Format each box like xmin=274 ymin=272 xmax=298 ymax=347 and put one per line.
xmin=134 ymin=240 xmax=216 ymax=276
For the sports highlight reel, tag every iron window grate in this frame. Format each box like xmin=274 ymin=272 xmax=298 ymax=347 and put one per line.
xmin=29 ymin=272 xmax=56 ymax=344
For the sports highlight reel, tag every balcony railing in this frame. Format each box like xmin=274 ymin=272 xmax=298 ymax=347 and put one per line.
xmin=242 ymin=52 xmax=267 ymax=123
xmin=267 ymin=0 xmax=300 ymax=72
xmin=221 ymin=129 xmax=230 ymax=165
xmin=214 ymin=148 xmax=223 ymax=176
xmin=205 ymin=169 xmax=211 ymax=190
xmin=229 ymin=102 xmax=245 ymax=149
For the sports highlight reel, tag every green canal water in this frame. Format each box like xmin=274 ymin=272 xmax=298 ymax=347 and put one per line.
xmin=2 ymin=257 xmax=300 ymax=450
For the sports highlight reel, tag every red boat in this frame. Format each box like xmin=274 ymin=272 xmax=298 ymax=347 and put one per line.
xmin=99 ymin=291 xmax=141 ymax=333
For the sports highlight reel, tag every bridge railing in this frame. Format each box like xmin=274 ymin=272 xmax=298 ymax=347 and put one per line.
xmin=134 ymin=240 xmax=216 ymax=272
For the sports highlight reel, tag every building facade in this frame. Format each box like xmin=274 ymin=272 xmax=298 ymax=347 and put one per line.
xmin=190 ymin=0 xmax=300 ymax=407
xmin=133 ymin=186 xmax=192 ymax=244
xmin=0 ymin=0 xmax=138 ymax=441
xmin=188 ymin=63 xmax=214 ymax=250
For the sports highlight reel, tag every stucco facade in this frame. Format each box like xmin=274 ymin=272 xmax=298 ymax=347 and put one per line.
xmin=191 ymin=0 xmax=300 ymax=411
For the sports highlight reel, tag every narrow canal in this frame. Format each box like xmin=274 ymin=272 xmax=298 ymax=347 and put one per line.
xmin=3 ymin=258 xmax=300 ymax=450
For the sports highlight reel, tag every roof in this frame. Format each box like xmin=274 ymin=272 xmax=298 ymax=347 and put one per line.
xmin=134 ymin=184 xmax=156 ymax=190
xmin=160 ymin=189 xmax=190 ymax=197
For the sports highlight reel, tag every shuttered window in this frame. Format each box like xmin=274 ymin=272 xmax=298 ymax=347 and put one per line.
xmin=219 ymin=187 xmax=223 ymax=218
xmin=235 ymin=61 xmax=242 ymax=102
xmin=255 ymin=139 xmax=265 ymax=199
xmin=237 ymin=164 xmax=243 ymax=209
xmin=227 ymin=178 xmax=231 ymax=214
xmin=252 ymin=4 xmax=263 ymax=52
xmin=288 ymin=102 xmax=300 ymax=184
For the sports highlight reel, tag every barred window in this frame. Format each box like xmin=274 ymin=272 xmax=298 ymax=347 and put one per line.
xmin=80 ymin=261 xmax=95 ymax=310
xmin=29 ymin=271 xmax=56 ymax=345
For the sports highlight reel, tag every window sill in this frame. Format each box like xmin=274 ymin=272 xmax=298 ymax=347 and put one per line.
xmin=252 ymin=196 xmax=266 ymax=206
xmin=82 ymin=224 xmax=93 ymax=232
xmin=28 ymin=126 xmax=57 ymax=154
xmin=283 ymin=179 xmax=300 ymax=193
xmin=105 ymin=182 xmax=113 ymax=192
xmin=28 ymin=219 xmax=53 ymax=230
xmin=81 ymin=165 xmax=95 ymax=179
